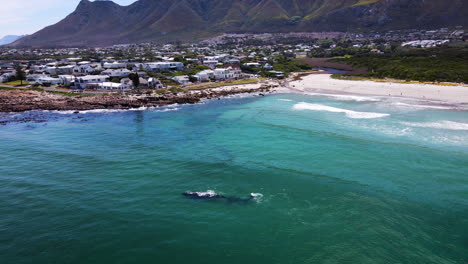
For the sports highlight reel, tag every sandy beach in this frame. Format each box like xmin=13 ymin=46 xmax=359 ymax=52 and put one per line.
xmin=289 ymin=74 xmax=468 ymax=104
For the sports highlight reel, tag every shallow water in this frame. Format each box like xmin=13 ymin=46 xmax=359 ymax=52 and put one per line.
xmin=1 ymin=93 xmax=467 ymax=263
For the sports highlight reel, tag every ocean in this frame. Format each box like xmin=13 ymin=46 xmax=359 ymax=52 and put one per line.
xmin=1 ymin=92 xmax=467 ymax=263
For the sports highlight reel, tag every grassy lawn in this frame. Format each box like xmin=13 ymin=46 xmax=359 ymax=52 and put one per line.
xmin=4 ymin=80 xmax=29 ymax=86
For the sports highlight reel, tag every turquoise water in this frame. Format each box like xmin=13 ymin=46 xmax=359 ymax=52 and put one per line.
xmin=1 ymin=93 xmax=467 ymax=264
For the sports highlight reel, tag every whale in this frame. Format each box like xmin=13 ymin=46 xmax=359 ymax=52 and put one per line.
xmin=182 ymin=190 xmax=262 ymax=203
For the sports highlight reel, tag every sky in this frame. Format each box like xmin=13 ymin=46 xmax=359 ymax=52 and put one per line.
xmin=0 ymin=0 xmax=137 ymax=38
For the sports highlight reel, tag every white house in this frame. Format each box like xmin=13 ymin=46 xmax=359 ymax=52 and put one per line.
xmin=98 ymin=82 xmax=132 ymax=91
xmin=145 ymin=62 xmax=184 ymax=72
xmin=73 ymin=65 xmax=95 ymax=74
xmin=26 ymin=74 xmax=49 ymax=83
xmin=148 ymin=78 xmax=163 ymax=89
xmin=37 ymin=76 xmax=62 ymax=85
xmin=173 ymin=75 xmax=191 ymax=85
xmin=202 ymin=60 xmax=218 ymax=69
xmin=75 ymin=75 xmax=109 ymax=89
xmin=214 ymin=67 xmax=241 ymax=80
xmin=102 ymin=69 xmax=131 ymax=78
xmin=0 ymin=72 xmax=15 ymax=83
xmin=244 ymin=62 xmax=261 ymax=68
xmin=59 ymin=75 xmax=75 ymax=86
xmin=103 ymin=62 xmax=127 ymax=69
xmin=195 ymin=70 xmax=215 ymax=82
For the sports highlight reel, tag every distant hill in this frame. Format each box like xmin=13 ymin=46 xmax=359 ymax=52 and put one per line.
xmin=0 ymin=35 xmax=26 ymax=46
xmin=10 ymin=0 xmax=468 ymax=47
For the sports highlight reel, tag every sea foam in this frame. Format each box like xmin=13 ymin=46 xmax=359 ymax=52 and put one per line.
xmin=401 ymin=121 xmax=468 ymax=131
xmin=293 ymin=102 xmax=390 ymax=119
xmin=306 ymin=93 xmax=381 ymax=102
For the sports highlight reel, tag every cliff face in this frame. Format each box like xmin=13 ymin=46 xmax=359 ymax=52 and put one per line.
xmin=11 ymin=0 xmax=468 ymax=47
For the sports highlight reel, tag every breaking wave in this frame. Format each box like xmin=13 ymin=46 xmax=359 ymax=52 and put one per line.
xmin=401 ymin=121 xmax=468 ymax=131
xmin=293 ymin=102 xmax=390 ymax=119
xmin=306 ymin=93 xmax=381 ymax=102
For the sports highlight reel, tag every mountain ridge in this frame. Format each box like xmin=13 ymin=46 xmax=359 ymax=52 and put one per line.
xmin=11 ymin=0 xmax=468 ymax=47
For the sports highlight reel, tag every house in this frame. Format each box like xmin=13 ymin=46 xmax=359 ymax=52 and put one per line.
xmin=73 ymin=64 xmax=95 ymax=74
xmin=243 ymin=62 xmax=261 ymax=68
xmin=75 ymin=75 xmax=109 ymax=89
xmin=268 ymin=71 xmax=285 ymax=79
xmin=148 ymin=78 xmax=163 ymax=89
xmin=263 ymin=63 xmax=273 ymax=71
xmin=103 ymin=62 xmax=127 ymax=69
xmin=195 ymin=70 xmax=215 ymax=82
xmin=214 ymin=67 xmax=241 ymax=80
xmin=144 ymin=62 xmax=184 ymax=72
xmin=0 ymin=72 xmax=15 ymax=83
xmin=26 ymin=74 xmax=49 ymax=83
xmin=172 ymin=75 xmax=191 ymax=85
xmin=37 ymin=76 xmax=62 ymax=85
xmin=98 ymin=82 xmax=132 ymax=91
xmin=56 ymin=65 xmax=75 ymax=75
xmin=202 ymin=60 xmax=218 ymax=69
xmin=102 ymin=68 xmax=131 ymax=78
xmin=59 ymin=75 xmax=75 ymax=86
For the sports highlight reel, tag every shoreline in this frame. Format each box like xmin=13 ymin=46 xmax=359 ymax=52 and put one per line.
xmin=0 ymin=82 xmax=277 ymax=113
xmin=288 ymin=73 xmax=468 ymax=104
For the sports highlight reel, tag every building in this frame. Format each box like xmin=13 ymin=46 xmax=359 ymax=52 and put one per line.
xmin=98 ymin=82 xmax=132 ymax=91
xmin=195 ymin=70 xmax=215 ymax=82
xmin=102 ymin=69 xmax=131 ymax=78
xmin=214 ymin=67 xmax=241 ymax=80
xmin=75 ymin=75 xmax=109 ymax=89
xmin=144 ymin=62 xmax=184 ymax=72
xmin=103 ymin=62 xmax=127 ymax=69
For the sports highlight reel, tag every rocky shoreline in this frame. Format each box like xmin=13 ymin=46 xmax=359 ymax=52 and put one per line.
xmin=0 ymin=85 xmax=276 ymax=113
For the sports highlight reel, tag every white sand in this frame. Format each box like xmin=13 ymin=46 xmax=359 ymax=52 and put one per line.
xmin=289 ymin=74 xmax=468 ymax=103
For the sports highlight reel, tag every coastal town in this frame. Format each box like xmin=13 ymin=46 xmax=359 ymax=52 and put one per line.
xmin=0 ymin=27 xmax=465 ymax=93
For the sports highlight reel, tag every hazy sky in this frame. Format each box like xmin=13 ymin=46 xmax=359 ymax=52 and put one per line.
xmin=0 ymin=0 xmax=137 ymax=38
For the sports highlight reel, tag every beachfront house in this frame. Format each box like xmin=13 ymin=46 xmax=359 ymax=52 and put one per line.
xmin=172 ymin=75 xmax=191 ymax=85
xmin=195 ymin=70 xmax=215 ymax=82
xmin=98 ymin=82 xmax=132 ymax=91
xmin=214 ymin=67 xmax=241 ymax=80
xmin=75 ymin=75 xmax=109 ymax=89
xmin=148 ymin=77 xmax=164 ymax=89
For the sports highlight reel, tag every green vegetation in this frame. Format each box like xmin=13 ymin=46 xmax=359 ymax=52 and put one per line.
xmin=4 ymin=80 xmax=29 ymax=86
xmin=330 ymin=47 xmax=468 ymax=83
xmin=271 ymin=57 xmax=312 ymax=76
xmin=0 ymin=86 xmax=19 ymax=91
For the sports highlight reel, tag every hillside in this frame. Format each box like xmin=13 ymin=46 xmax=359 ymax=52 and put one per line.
xmin=11 ymin=0 xmax=468 ymax=47
xmin=0 ymin=35 xmax=26 ymax=46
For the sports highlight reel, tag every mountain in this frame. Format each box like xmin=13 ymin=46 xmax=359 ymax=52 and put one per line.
xmin=0 ymin=35 xmax=26 ymax=46
xmin=11 ymin=0 xmax=468 ymax=47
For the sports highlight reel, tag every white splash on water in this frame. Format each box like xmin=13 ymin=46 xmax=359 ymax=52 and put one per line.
xmin=401 ymin=121 xmax=468 ymax=131
xmin=306 ymin=93 xmax=382 ymax=102
xmin=293 ymin=102 xmax=390 ymax=119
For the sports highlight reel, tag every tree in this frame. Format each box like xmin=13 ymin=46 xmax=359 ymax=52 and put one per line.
xmin=128 ymin=73 xmax=140 ymax=88
xmin=15 ymin=66 xmax=26 ymax=85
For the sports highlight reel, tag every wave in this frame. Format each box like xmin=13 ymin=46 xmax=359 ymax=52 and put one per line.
xmin=401 ymin=121 xmax=468 ymax=131
xmin=44 ymin=105 xmax=181 ymax=115
xmin=391 ymin=102 xmax=459 ymax=110
xmin=293 ymin=103 xmax=390 ymax=119
xmin=278 ymin=99 xmax=294 ymax=102
xmin=306 ymin=93 xmax=381 ymax=102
